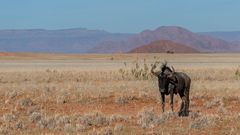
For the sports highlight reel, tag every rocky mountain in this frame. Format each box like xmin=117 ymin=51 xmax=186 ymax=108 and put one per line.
xmin=128 ymin=40 xmax=199 ymax=53
xmin=0 ymin=28 xmax=133 ymax=53
xmin=90 ymin=26 xmax=238 ymax=53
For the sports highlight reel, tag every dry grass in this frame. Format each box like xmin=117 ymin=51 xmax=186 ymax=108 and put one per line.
xmin=0 ymin=53 xmax=240 ymax=134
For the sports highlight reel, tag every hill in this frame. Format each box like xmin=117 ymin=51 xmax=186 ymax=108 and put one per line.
xmin=128 ymin=40 xmax=199 ymax=53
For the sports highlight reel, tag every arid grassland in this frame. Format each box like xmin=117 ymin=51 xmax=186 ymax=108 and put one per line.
xmin=1 ymin=53 xmax=240 ymax=135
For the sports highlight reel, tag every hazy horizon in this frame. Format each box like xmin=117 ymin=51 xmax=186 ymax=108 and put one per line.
xmin=1 ymin=25 xmax=240 ymax=34
xmin=0 ymin=0 xmax=240 ymax=33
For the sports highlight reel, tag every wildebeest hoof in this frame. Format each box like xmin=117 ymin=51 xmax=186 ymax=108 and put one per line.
xmin=178 ymin=111 xmax=188 ymax=117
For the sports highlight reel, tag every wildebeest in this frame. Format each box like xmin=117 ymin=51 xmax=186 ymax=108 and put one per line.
xmin=151 ymin=62 xmax=191 ymax=117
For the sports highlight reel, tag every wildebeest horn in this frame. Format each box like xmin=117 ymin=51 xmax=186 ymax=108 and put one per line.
xmin=171 ymin=66 xmax=175 ymax=72
xmin=162 ymin=60 xmax=167 ymax=66
xmin=151 ymin=62 xmax=161 ymax=76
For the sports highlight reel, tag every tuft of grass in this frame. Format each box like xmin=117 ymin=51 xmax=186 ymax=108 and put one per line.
xmin=0 ymin=124 xmax=11 ymax=135
xmin=109 ymin=114 xmax=129 ymax=124
xmin=204 ymin=97 xmax=223 ymax=109
xmin=29 ymin=112 xmax=42 ymax=123
xmin=37 ymin=116 xmax=56 ymax=130
xmin=76 ymin=124 xmax=88 ymax=132
xmin=2 ymin=113 xmax=17 ymax=123
xmin=103 ymin=126 xmax=113 ymax=135
xmin=137 ymin=108 xmax=159 ymax=129
xmin=114 ymin=124 xmax=124 ymax=132
xmin=15 ymin=120 xmax=25 ymax=130
xmin=18 ymin=98 xmax=33 ymax=107
xmin=119 ymin=59 xmax=155 ymax=80
xmin=6 ymin=90 xmax=18 ymax=100
xmin=55 ymin=115 xmax=71 ymax=126
xmin=79 ymin=111 xmax=110 ymax=127
xmin=64 ymin=123 xmax=75 ymax=133
xmin=190 ymin=112 xmax=201 ymax=119
xmin=56 ymin=95 xmax=68 ymax=104
xmin=190 ymin=116 xmax=215 ymax=129
xmin=114 ymin=95 xmax=136 ymax=105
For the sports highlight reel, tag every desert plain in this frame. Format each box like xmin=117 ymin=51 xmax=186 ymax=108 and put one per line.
xmin=0 ymin=53 xmax=240 ymax=135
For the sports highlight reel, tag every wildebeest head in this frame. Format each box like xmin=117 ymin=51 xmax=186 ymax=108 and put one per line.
xmin=151 ymin=61 xmax=174 ymax=93
xmin=158 ymin=72 xmax=169 ymax=92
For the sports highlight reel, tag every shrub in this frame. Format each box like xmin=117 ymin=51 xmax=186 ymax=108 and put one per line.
xmin=137 ymin=108 xmax=159 ymax=129
xmin=37 ymin=116 xmax=56 ymax=130
xmin=29 ymin=112 xmax=42 ymax=123
xmin=204 ymin=97 xmax=222 ymax=109
xmin=114 ymin=124 xmax=124 ymax=132
xmin=19 ymin=98 xmax=33 ymax=107
xmin=64 ymin=123 xmax=75 ymax=133
xmin=79 ymin=112 xmax=110 ymax=127
xmin=103 ymin=127 xmax=113 ymax=135
xmin=114 ymin=95 xmax=135 ymax=105
xmin=2 ymin=113 xmax=16 ymax=122
xmin=190 ymin=116 xmax=214 ymax=129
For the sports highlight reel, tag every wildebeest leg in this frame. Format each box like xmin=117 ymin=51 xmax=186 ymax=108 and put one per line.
xmin=181 ymin=96 xmax=188 ymax=116
xmin=178 ymin=93 xmax=185 ymax=116
xmin=169 ymin=83 xmax=175 ymax=112
xmin=184 ymin=86 xmax=190 ymax=116
xmin=179 ymin=88 xmax=190 ymax=117
xmin=160 ymin=92 xmax=165 ymax=112
xmin=170 ymin=89 xmax=174 ymax=112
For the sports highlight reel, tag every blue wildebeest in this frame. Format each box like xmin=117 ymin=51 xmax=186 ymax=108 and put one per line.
xmin=151 ymin=62 xmax=191 ymax=117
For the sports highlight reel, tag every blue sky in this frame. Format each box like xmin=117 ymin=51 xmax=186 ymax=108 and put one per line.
xmin=0 ymin=0 xmax=239 ymax=33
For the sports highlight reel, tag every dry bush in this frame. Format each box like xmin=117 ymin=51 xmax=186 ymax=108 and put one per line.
xmin=18 ymin=98 xmax=33 ymax=107
xmin=2 ymin=113 xmax=17 ymax=123
xmin=137 ymin=107 xmax=177 ymax=129
xmin=204 ymin=97 xmax=223 ymax=109
xmin=76 ymin=123 xmax=88 ymax=132
xmin=109 ymin=114 xmax=129 ymax=123
xmin=5 ymin=90 xmax=18 ymax=100
xmin=79 ymin=111 xmax=110 ymax=127
xmin=114 ymin=124 xmax=124 ymax=132
xmin=217 ymin=105 xmax=228 ymax=115
xmin=0 ymin=124 xmax=12 ymax=135
xmin=64 ymin=123 xmax=75 ymax=133
xmin=56 ymin=95 xmax=68 ymax=104
xmin=103 ymin=126 xmax=113 ymax=135
xmin=119 ymin=60 xmax=154 ymax=80
xmin=190 ymin=116 xmax=215 ymax=129
xmin=137 ymin=108 xmax=160 ymax=129
xmin=55 ymin=115 xmax=71 ymax=126
xmin=114 ymin=95 xmax=136 ymax=105
xmin=27 ymin=106 xmax=40 ymax=115
xmin=29 ymin=112 xmax=42 ymax=123
xmin=189 ymin=112 xmax=201 ymax=119
xmin=37 ymin=116 xmax=56 ymax=130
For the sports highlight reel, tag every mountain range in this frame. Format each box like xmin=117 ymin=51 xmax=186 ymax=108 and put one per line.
xmin=0 ymin=28 xmax=133 ymax=53
xmin=0 ymin=26 xmax=240 ymax=53
xmin=199 ymin=31 xmax=240 ymax=42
